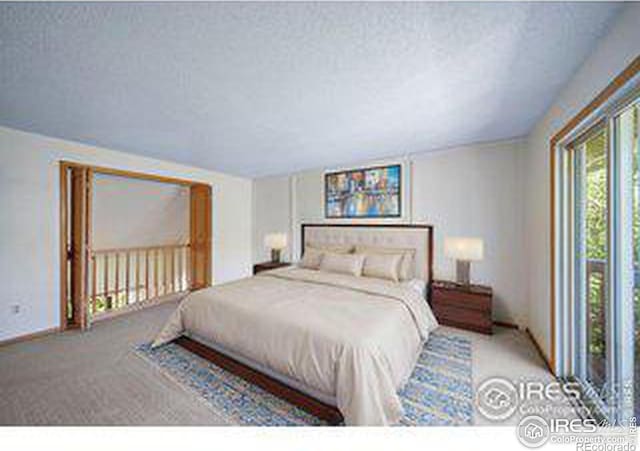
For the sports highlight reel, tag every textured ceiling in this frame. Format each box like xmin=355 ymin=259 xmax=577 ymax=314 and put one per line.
xmin=0 ymin=2 xmax=623 ymax=177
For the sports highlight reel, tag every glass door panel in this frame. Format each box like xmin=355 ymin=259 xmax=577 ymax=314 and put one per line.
xmin=574 ymin=125 xmax=610 ymax=405
xmin=617 ymin=101 xmax=639 ymax=417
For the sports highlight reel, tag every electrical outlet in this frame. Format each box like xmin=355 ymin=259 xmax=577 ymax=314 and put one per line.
xmin=10 ymin=304 xmax=20 ymax=315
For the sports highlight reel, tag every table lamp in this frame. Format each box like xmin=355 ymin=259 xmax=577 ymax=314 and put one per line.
xmin=264 ymin=233 xmax=287 ymax=263
xmin=444 ymin=237 xmax=484 ymax=286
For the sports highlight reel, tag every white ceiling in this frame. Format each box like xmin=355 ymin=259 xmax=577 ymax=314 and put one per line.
xmin=0 ymin=2 xmax=623 ymax=178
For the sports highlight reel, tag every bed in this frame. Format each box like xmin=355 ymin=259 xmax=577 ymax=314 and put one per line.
xmin=152 ymin=224 xmax=438 ymax=426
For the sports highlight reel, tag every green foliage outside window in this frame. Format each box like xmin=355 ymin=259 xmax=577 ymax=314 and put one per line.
xmin=583 ymin=105 xmax=639 ymax=399
xmin=584 ymin=129 xmax=607 ymax=385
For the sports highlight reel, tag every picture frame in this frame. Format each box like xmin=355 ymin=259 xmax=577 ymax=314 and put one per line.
xmin=324 ymin=164 xmax=402 ymax=219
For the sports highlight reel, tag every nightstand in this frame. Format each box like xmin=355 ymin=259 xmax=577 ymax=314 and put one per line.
xmin=253 ymin=261 xmax=291 ymax=275
xmin=431 ymin=280 xmax=493 ymax=334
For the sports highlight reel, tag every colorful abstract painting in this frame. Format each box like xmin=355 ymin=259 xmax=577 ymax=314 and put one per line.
xmin=325 ymin=164 xmax=401 ymax=218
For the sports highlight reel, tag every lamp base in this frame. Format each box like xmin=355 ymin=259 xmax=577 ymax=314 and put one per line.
xmin=455 ymin=260 xmax=471 ymax=286
xmin=270 ymin=249 xmax=281 ymax=263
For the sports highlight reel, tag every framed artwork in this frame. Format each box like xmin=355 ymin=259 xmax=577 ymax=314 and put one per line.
xmin=325 ymin=164 xmax=401 ymax=218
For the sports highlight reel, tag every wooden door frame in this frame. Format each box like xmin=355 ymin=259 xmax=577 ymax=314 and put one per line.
xmin=190 ymin=184 xmax=213 ymax=290
xmin=59 ymin=161 xmax=212 ymax=330
xmin=59 ymin=163 xmax=69 ymax=329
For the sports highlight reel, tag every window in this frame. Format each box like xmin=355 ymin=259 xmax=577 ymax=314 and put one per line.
xmin=555 ymin=86 xmax=639 ymax=424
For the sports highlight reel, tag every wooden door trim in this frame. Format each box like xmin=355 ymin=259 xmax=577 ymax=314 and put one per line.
xmin=548 ymin=55 xmax=640 ymax=374
xmin=59 ymin=163 xmax=69 ymax=330
xmin=59 ymin=160 xmax=209 ymax=187
xmin=189 ymin=184 xmax=213 ymax=290
xmin=70 ymin=167 xmax=89 ymax=329
xmin=59 ymin=161 xmax=212 ymax=331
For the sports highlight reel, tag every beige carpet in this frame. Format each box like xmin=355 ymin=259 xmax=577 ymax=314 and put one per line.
xmin=0 ymin=298 xmax=555 ymax=426
xmin=0 ymin=300 xmax=228 ymax=425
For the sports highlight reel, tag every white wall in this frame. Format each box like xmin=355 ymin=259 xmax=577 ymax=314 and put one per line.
xmin=253 ymin=140 xmax=527 ymax=326
xmin=0 ymin=126 xmax=253 ymax=341
xmin=412 ymin=141 xmax=527 ymax=326
xmin=252 ymin=176 xmax=292 ymax=263
xmin=524 ymin=3 xmax=640 ymax=362
xmin=93 ymin=174 xmax=190 ymax=249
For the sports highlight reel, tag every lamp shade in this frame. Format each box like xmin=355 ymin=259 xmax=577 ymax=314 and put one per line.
xmin=264 ymin=233 xmax=287 ymax=250
xmin=444 ymin=237 xmax=484 ymax=261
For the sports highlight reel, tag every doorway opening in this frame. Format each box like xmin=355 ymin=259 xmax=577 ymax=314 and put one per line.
xmin=59 ymin=162 xmax=212 ymax=330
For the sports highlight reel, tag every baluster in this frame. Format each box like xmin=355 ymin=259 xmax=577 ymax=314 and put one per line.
xmin=114 ymin=252 xmax=120 ymax=308
xmin=154 ymin=248 xmax=159 ymax=298
xmin=186 ymin=245 xmax=191 ymax=290
xmin=104 ymin=253 xmax=110 ymax=310
xmin=163 ymin=247 xmax=168 ymax=296
xmin=136 ymin=250 xmax=141 ymax=303
xmin=182 ymin=246 xmax=187 ymax=291
xmin=125 ymin=251 xmax=130 ymax=305
xmin=92 ymin=255 xmax=97 ymax=315
xmin=170 ymin=247 xmax=175 ymax=293
xmin=88 ymin=246 xmax=196 ymax=312
xmin=177 ymin=246 xmax=183 ymax=291
xmin=145 ymin=249 xmax=150 ymax=302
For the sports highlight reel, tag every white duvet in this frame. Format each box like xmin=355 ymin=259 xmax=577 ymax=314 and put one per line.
xmin=152 ymin=267 xmax=438 ymax=425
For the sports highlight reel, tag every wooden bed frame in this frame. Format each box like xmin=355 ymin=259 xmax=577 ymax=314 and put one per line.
xmin=174 ymin=223 xmax=434 ymax=425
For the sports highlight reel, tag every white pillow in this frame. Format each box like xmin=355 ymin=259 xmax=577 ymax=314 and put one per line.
xmin=319 ymin=252 xmax=365 ymax=277
xmin=362 ymin=253 xmax=403 ymax=282
xmin=355 ymin=245 xmax=415 ymax=280
xmin=300 ymin=247 xmax=324 ymax=270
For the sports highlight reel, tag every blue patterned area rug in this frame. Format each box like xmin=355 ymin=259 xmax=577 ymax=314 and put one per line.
xmin=135 ymin=331 xmax=473 ymax=426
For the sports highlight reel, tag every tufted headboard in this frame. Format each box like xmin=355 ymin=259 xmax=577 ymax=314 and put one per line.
xmin=301 ymin=223 xmax=434 ymax=290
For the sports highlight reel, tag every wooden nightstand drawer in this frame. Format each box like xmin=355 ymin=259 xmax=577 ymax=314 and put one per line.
xmin=431 ymin=280 xmax=493 ymax=335
xmin=432 ymin=289 xmax=491 ymax=312
xmin=433 ymin=304 xmax=492 ymax=333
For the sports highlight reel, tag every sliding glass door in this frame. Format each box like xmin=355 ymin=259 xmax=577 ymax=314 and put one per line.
xmin=558 ymin=91 xmax=639 ymax=424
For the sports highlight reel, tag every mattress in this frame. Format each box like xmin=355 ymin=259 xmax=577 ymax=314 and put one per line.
xmin=153 ymin=267 xmax=438 ymax=425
